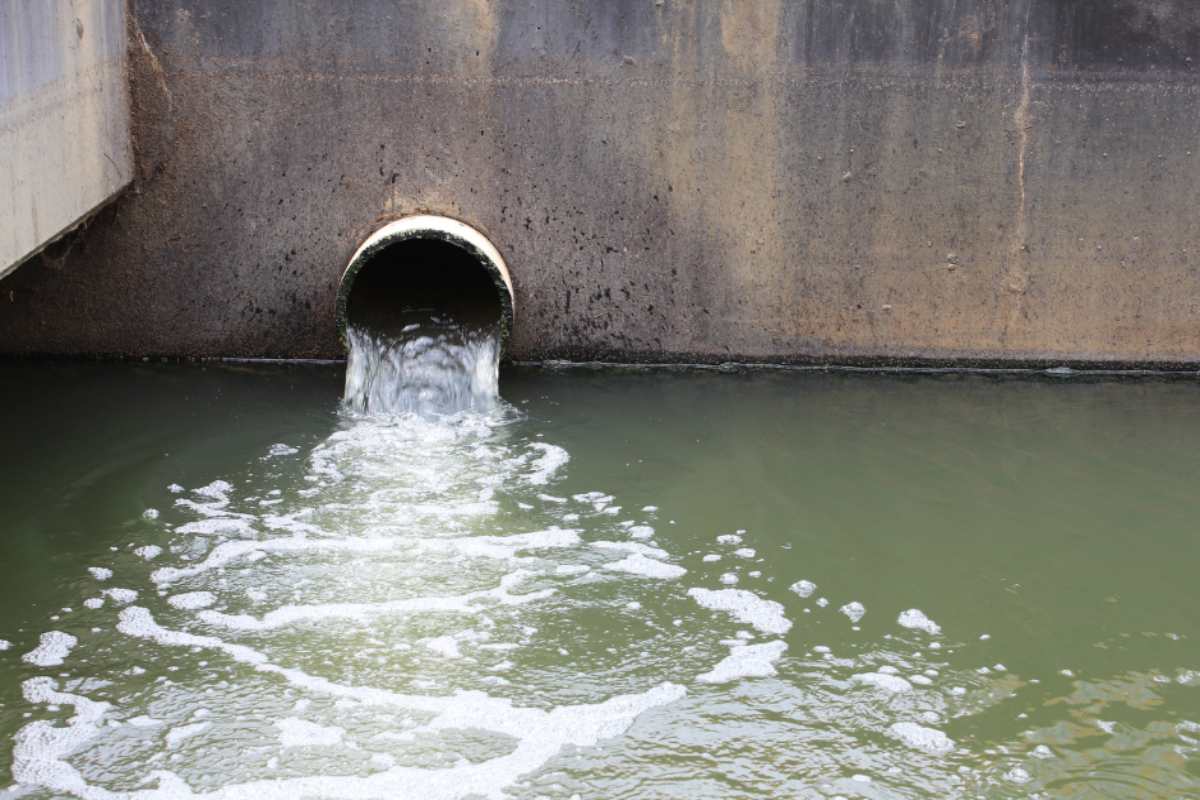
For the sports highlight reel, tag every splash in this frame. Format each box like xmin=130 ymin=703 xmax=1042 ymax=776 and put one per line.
xmin=343 ymin=319 xmax=499 ymax=416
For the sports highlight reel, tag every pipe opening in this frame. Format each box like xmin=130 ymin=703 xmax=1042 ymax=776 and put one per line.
xmin=346 ymin=238 xmax=501 ymax=338
xmin=336 ymin=216 xmax=514 ymax=415
xmin=336 ymin=215 xmax=514 ymax=350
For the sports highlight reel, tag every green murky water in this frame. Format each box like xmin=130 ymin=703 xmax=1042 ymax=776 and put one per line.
xmin=1 ymin=362 xmax=1198 ymax=798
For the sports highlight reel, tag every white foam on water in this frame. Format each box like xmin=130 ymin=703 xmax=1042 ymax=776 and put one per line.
xmin=592 ymin=540 xmax=669 ymax=559
xmin=126 ymin=715 xmax=162 ymax=728
xmin=702 ymin=554 xmax=721 ymax=563
xmin=175 ymin=518 xmax=256 ymax=537
xmin=143 ymin=509 xmax=160 ymax=520
xmin=276 ymin=718 xmax=344 ymax=747
xmin=83 ymin=598 xmax=104 ymax=610
xmin=888 ymin=722 xmax=954 ymax=755
xmin=734 ymin=548 xmax=756 ymax=559
xmin=719 ymin=573 xmax=739 ymax=585
xmin=603 ymin=553 xmax=687 ymax=580
xmin=628 ymin=525 xmax=654 ymax=540
xmin=687 ymin=588 xmax=792 ymax=636
xmin=37 ymin=606 xmax=691 ymax=800
xmin=12 ymin=677 xmax=110 ymax=795
xmin=0 ymin=639 xmax=10 ymax=650
xmin=839 ymin=601 xmax=866 ymax=623
xmin=133 ymin=545 xmax=163 ymax=561
xmin=168 ymin=592 xmax=217 ymax=611
xmin=194 ymin=480 xmax=234 ymax=500
xmin=87 ymin=567 xmax=112 ymax=581
xmin=1031 ymin=744 xmax=1055 ymax=759
xmin=852 ymin=672 xmax=913 ymax=693
xmin=897 ymin=609 xmax=942 ymax=635
xmin=697 ymin=641 xmax=788 ymax=684
xmin=789 ymin=579 xmax=816 ymax=598
xmin=22 ymin=632 xmax=78 ymax=667
xmin=716 ymin=534 xmax=743 ymax=545
xmin=1004 ymin=766 xmax=1031 ymax=784
xmin=104 ymin=588 xmax=138 ymax=605
xmin=165 ymin=721 xmax=211 ymax=748
xmin=196 ymin=571 xmax=553 ymax=632
xmin=526 ymin=443 xmax=569 ymax=485
xmin=268 ymin=443 xmax=300 ymax=457
xmin=424 ymin=636 xmax=462 ymax=659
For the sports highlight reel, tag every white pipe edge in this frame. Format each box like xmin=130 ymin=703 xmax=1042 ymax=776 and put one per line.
xmin=342 ymin=214 xmax=514 ymax=316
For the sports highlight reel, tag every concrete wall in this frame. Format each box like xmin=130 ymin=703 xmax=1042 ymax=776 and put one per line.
xmin=2 ymin=0 xmax=1199 ymax=366
xmin=0 ymin=0 xmax=131 ymax=280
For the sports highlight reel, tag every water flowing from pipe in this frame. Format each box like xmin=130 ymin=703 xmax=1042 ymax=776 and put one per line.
xmin=343 ymin=316 xmax=500 ymax=416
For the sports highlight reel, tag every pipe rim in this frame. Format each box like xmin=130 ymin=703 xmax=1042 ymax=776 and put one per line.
xmin=336 ymin=214 xmax=514 ymax=349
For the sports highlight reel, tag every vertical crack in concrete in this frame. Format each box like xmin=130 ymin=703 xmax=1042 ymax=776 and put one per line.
xmin=1000 ymin=10 xmax=1034 ymax=346
xmin=133 ymin=21 xmax=172 ymax=112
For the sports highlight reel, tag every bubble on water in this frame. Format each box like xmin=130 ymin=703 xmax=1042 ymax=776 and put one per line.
xmin=1004 ymin=766 xmax=1031 ymax=784
xmin=603 ymin=553 xmax=687 ymax=580
xmin=424 ymin=636 xmax=462 ymax=659
xmin=84 ymin=598 xmax=104 ymax=610
xmin=276 ymin=717 xmax=344 ymax=747
xmin=687 ymin=588 xmax=791 ymax=636
xmin=889 ymin=722 xmax=955 ymax=754
xmin=22 ymin=632 xmax=77 ymax=667
xmin=789 ymin=579 xmax=816 ymax=598
xmin=897 ymin=609 xmax=941 ymax=635
xmin=697 ymin=641 xmax=787 ymax=684
xmin=702 ymin=554 xmax=721 ymax=563
xmin=716 ymin=534 xmax=743 ymax=545
xmin=133 ymin=545 xmax=162 ymax=561
xmin=720 ymin=572 xmax=739 ymax=585
xmin=87 ymin=567 xmax=112 ymax=581
xmin=126 ymin=715 xmax=162 ymax=728
xmin=852 ymin=672 xmax=913 ymax=693
xmin=168 ymin=592 xmax=217 ymax=611
xmin=166 ymin=721 xmax=211 ymax=748
xmin=142 ymin=508 xmax=160 ymax=520
xmin=526 ymin=442 xmax=570 ymax=485
xmin=839 ymin=601 xmax=866 ymax=623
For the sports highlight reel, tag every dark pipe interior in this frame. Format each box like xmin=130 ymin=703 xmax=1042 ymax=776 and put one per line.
xmin=346 ymin=238 xmax=502 ymax=338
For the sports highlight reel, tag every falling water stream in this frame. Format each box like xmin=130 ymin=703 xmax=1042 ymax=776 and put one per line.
xmin=1 ymin=352 xmax=1198 ymax=798
xmin=342 ymin=320 xmax=499 ymax=417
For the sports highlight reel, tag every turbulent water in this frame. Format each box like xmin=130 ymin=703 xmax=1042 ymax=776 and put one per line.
xmin=1 ymin=364 xmax=1199 ymax=798
xmin=342 ymin=321 xmax=499 ymax=416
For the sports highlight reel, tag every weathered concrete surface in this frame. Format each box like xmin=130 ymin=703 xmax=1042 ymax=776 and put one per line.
xmin=2 ymin=0 xmax=1200 ymax=366
xmin=0 ymin=0 xmax=131 ymax=279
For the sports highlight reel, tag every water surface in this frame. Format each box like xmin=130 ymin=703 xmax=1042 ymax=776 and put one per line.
xmin=1 ymin=362 xmax=1198 ymax=798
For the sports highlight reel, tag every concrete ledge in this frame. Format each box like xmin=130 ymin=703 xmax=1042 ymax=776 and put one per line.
xmin=0 ymin=0 xmax=132 ymax=278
